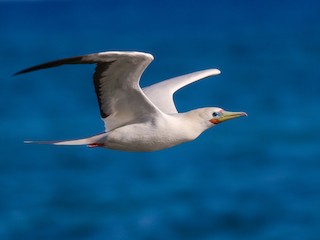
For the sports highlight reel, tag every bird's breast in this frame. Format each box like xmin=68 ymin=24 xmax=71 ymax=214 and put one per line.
xmin=104 ymin=118 xmax=197 ymax=152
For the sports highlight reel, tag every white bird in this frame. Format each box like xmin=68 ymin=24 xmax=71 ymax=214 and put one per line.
xmin=16 ymin=51 xmax=247 ymax=152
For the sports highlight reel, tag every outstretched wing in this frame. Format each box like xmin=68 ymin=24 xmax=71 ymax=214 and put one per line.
xmin=142 ymin=69 xmax=221 ymax=113
xmin=15 ymin=51 xmax=163 ymax=130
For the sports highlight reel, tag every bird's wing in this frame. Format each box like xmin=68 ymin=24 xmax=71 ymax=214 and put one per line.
xmin=15 ymin=51 xmax=163 ymax=130
xmin=142 ymin=69 xmax=220 ymax=113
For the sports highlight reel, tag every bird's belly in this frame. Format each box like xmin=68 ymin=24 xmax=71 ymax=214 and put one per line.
xmin=104 ymin=122 xmax=193 ymax=152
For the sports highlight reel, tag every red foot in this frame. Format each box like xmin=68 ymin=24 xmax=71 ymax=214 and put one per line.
xmin=87 ymin=143 xmax=105 ymax=148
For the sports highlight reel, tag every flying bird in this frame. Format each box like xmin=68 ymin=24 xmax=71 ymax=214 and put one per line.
xmin=15 ymin=51 xmax=247 ymax=152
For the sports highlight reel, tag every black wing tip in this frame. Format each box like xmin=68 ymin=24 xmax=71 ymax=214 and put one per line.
xmin=13 ymin=55 xmax=88 ymax=77
xmin=13 ymin=65 xmax=46 ymax=77
xmin=13 ymin=67 xmax=42 ymax=76
xmin=13 ymin=69 xmax=29 ymax=76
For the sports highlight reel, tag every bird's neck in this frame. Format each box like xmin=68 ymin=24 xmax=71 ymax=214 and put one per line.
xmin=175 ymin=110 xmax=212 ymax=137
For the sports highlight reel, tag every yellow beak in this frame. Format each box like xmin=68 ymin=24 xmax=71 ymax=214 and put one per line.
xmin=210 ymin=111 xmax=247 ymax=124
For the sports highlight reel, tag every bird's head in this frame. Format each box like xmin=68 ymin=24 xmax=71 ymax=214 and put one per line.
xmin=193 ymin=107 xmax=247 ymax=130
xmin=208 ymin=107 xmax=247 ymax=125
xmin=183 ymin=107 xmax=247 ymax=140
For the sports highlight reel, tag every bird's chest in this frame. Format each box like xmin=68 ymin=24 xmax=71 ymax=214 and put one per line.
xmin=105 ymin=119 xmax=194 ymax=152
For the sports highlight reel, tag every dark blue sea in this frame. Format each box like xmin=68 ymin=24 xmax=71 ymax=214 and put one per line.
xmin=1 ymin=0 xmax=320 ymax=239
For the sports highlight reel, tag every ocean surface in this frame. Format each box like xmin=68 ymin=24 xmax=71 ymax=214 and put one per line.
xmin=1 ymin=0 xmax=320 ymax=239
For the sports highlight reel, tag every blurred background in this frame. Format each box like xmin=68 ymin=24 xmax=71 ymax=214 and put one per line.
xmin=1 ymin=0 xmax=320 ymax=239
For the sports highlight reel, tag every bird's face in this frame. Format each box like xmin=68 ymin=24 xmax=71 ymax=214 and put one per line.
xmin=207 ymin=107 xmax=247 ymax=125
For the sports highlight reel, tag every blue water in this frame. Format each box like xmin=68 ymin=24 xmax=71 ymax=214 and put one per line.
xmin=1 ymin=0 xmax=320 ymax=239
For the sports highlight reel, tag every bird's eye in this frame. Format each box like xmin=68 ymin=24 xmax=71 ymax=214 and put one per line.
xmin=212 ymin=112 xmax=219 ymax=117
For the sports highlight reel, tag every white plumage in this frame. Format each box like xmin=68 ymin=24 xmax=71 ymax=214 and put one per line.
xmin=17 ymin=51 xmax=246 ymax=152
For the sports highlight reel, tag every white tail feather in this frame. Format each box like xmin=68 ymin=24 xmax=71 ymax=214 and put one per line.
xmin=24 ymin=132 xmax=108 ymax=146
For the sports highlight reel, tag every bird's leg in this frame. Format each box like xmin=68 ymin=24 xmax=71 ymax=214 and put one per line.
xmin=87 ymin=143 xmax=105 ymax=148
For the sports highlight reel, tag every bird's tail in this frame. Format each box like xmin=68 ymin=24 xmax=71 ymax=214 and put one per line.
xmin=24 ymin=132 xmax=108 ymax=148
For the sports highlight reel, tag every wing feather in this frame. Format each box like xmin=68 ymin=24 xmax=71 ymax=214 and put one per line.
xmin=143 ymin=69 xmax=221 ymax=113
xmin=15 ymin=51 xmax=163 ymax=130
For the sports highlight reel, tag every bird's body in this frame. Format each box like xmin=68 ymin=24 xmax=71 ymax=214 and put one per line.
xmin=103 ymin=114 xmax=190 ymax=152
xmin=16 ymin=51 xmax=247 ymax=152
xmin=95 ymin=109 xmax=211 ymax=152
